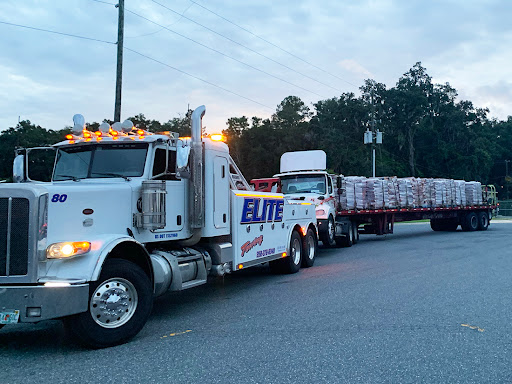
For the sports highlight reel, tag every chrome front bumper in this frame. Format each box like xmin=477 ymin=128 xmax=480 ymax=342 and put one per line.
xmin=0 ymin=284 xmax=89 ymax=322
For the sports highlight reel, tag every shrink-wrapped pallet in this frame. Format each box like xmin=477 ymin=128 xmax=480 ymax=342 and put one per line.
xmin=365 ymin=178 xmax=386 ymax=209
xmin=454 ymin=180 xmax=466 ymax=206
xmin=465 ymin=181 xmax=482 ymax=205
xmin=397 ymin=179 xmax=414 ymax=208
xmin=386 ymin=177 xmax=399 ymax=209
xmin=432 ymin=180 xmax=446 ymax=207
xmin=340 ymin=176 xmax=366 ymax=210
xmin=417 ymin=178 xmax=433 ymax=208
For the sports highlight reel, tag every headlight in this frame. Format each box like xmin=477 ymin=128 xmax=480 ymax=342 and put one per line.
xmin=316 ymin=209 xmax=326 ymax=217
xmin=47 ymin=242 xmax=91 ymax=259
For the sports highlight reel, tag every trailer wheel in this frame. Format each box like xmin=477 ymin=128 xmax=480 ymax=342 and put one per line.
xmin=0 ymin=325 xmax=4 ymax=330
xmin=461 ymin=212 xmax=479 ymax=232
xmin=477 ymin=211 xmax=489 ymax=231
xmin=270 ymin=230 xmax=302 ymax=274
xmin=64 ymin=259 xmax=153 ymax=348
xmin=320 ymin=216 xmax=336 ymax=247
xmin=301 ymin=228 xmax=317 ymax=268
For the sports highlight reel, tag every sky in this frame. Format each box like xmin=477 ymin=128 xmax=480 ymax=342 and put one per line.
xmin=1 ymin=0 xmax=512 ymax=134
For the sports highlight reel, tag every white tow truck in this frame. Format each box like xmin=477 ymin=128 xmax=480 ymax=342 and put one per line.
xmin=0 ymin=106 xmax=318 ymax=347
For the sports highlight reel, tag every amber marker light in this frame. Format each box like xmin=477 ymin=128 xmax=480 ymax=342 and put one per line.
xmin=65 ymin=134 xmax=73 ymax=140
xmin=110 ymin=130 xmax=119 ymax=136
xmin=301 ymin=227 xmax=307 ymax=236
xmin=96 ymin=137 xmax=103 ymax=142
xmin=94 ymin=131 xmax=102 ymax=137
xmin=282 ymin=252 xmax=287 ymax=258
xmin=210 ymin=134 xmax=224 ymax=141
xmin=139 ymin=135 xmax=145 ymax=140
xmin=83 ymin=131 xmax=92 ymax=138
xmin=69 ymin=140 xmax=75 ymax=144
xmin=238 ymin=264 xmax=243 ymax=270
xmin=137 ymin=129 xmax=145 ymax=135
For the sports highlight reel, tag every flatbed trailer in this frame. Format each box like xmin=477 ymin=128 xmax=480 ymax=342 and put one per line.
xmin=338 ymin=205 xmax=496 ymax=237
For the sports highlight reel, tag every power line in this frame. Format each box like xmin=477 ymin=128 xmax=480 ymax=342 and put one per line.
xmin=189 ymin=0 xmax=358 ymax=88
xmin=151 ymin=0 xmax=343 ymax=93
xmin=0 ymin=20 xmax=116 ymax=44
xmin=124 ymin=46 xmax=274 ymax=110
xmin=124 ymin=8 xmax=326 ymax=98
xmin=126 ymin=2 xmax=195 ymax=38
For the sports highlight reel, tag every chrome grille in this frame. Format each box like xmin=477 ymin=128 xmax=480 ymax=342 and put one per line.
xmin=0 ymin=197 xmax=29 ymax=276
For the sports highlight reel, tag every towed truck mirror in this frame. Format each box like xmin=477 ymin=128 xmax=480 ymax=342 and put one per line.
xmin=336 ymin=175 xmax=342 ymax=189
xmin=175 ymin=139 xmax=191 ymax=179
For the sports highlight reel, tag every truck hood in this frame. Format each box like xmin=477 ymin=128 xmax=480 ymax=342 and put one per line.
xmin=44 ymin=182 xmax=133 ymax=242
xmin=284 ymin=192 xmax=326 ymax=206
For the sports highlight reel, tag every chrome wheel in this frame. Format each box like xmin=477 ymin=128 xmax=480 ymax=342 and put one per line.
xmin=306 ymin=234 xmax=316 ymax=260
xmin=90 ymin=278 xmax=138 ymax=329
xmin=291 ymin=236 xmax=302 ymax=265
xmin=328 ymin=219 xmax=335 ymax=242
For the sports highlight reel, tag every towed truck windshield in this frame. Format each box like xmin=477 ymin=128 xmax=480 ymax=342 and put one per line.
xmin=53 ymin=143 xmax=148 ymax=181
xmin=280 ymin=174 xmax=326 ymax=194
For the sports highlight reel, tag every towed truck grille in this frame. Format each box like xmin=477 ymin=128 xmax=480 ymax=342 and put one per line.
xmin=0 ymin=197 xmax=29 ymax=276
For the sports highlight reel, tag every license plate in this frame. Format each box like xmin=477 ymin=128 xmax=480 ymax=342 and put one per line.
xmin=0 ymin=310 xmax=20 ymax=324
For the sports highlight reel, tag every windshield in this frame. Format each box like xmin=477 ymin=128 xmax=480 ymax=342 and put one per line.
xmin=280 ymin=174 xmax=327 ymax=194
xmin=53 ymin=143 xmax=148 ymax=181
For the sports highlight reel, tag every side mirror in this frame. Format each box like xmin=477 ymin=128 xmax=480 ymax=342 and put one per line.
xmin=336 ymin=175 xmax=342 ymax=189
xmin=175 ymin=139 xmax=191 ymax=179
xmin=13 ymin=154 xmax=25 ymax=183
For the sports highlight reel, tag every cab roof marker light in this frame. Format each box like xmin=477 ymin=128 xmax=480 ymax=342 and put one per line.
xmin=210 ymin=134 xmax=224 ymax=141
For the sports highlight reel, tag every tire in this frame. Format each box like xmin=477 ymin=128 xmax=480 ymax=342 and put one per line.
xmin=477 ymin=211 xmax=489 ymax=231
xmin=320 ymin=216 xmax=336 ymax=247
xmin=336 ymin=222 xmax=353 ymax=247
xmin=301 ymin=228 xmax=317 ymax=268
xmin=461 ymin=212 xmax=479 ymax=232
xmin=0 ymin=324 xmax=4 ymax=330
xmin=352 ymin=223 xmax=359 ymax=244
xmin=63 ymin=259 xmax=153 ymax=348
xmin=430 ymin=219 xmax=442 ymax=231
xmin=270 ymin=230 xmax=302 ymax=274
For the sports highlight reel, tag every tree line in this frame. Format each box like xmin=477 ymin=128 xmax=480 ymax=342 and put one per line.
xmin=0 ymin=62 xmax=510 ymax=198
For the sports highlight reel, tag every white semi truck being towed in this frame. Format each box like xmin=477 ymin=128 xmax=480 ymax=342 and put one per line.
xmin=0 ymin=106 xmax=318 ymax=347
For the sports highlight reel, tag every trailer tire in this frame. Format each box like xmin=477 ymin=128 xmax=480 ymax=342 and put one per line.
xmin=352 ymin=223 xmax=359 ymax=244
xmin=301 ymin=228 xmax=317 ymax=268
xmin=63 ymin=259 xmax=153 ymax=348
xmin=430 ymin=219 xmax=442 ymax=231
xmin=477 ymin=211 xmax=489 ymax=231
xmin=0 ymin=325 xmax=4 ymax=330
xmin=336 ymin=223 xmax=353 ymax=247
xmin=461 ymin=212 xmax=479 ymax=232
xmin=270 ymin=230 xmax=302 ymax=274
xmin=320 ymin=216 xmax=336 ymax=247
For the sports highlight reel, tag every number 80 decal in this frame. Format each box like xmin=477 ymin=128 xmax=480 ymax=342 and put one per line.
xmin=51 ymin=194 xmax=68 ymax=203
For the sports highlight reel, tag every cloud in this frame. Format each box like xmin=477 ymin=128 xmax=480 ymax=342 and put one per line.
xmin=338 ymin=59 xmax=373 ymax=79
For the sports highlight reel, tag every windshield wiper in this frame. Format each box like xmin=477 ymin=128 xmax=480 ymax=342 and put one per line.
xmin=53 ymin=174 xmax=81 ymax=182
xmin=92 ymin=172 xmax=131 ymax=181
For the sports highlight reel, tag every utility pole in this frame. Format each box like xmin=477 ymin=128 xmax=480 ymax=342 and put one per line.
xmin=364 ymin=89 xmax=382 ymax=177
xmin=114 ymin=0 xmax=124 ymax=122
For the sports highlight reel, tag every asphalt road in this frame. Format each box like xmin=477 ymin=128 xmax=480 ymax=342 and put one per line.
xmin=1 ymin=222 xmax=512 ymax=383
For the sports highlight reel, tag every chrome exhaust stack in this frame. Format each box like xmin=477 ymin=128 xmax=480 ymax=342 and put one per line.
xmin=190 ymin=105 xmax=205 ymax=231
